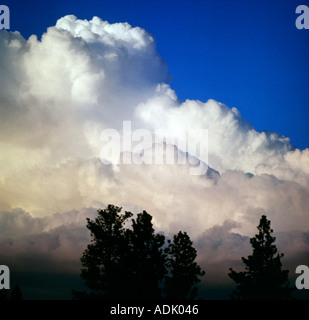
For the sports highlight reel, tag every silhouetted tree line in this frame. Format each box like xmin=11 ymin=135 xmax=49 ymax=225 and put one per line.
xmin=73 ymin=204 xmax=205 ymax=300
xmin=1 ymin=205 xmax=294 ymax=300
xmin=73 ymin=205 xmax=294 ymax=300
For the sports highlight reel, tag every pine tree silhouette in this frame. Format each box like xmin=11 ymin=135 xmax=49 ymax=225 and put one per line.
xmin=164 ymin=231 xmax=205 ymax=299
xmin=126 ymin=211 xmax=167 ymax=299
xmin=228 ymin=215 xmax=293 ymax=300
xmin=78 ymin=204 xmax=133 ymax=299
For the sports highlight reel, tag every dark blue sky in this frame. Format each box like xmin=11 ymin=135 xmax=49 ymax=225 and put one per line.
xmin=5 ymin=0 xmax=309 ymax=149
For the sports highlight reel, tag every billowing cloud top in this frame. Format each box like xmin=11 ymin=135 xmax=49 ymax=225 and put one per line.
xmin=0 ymin=16 xmax=308 ymax=298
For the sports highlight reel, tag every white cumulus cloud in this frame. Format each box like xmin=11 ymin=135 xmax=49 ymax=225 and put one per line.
xmin=0 ymin=15 xmax=308 ymax=298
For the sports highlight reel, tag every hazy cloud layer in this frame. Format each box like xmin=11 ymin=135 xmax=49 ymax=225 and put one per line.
xmin=0 ymin=15 xmax=308 ymax=298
